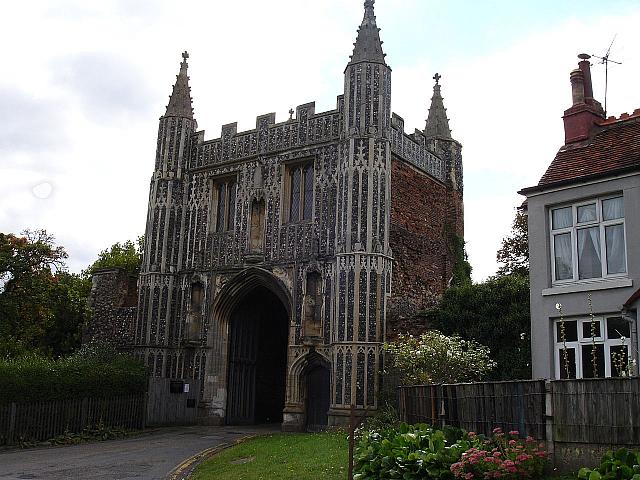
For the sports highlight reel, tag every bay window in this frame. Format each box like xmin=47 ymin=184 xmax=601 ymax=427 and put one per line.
xmin=554 ymin=316 xmax=632 ymax=379
xmin=550 ymin=196 xmax=626 ymax=283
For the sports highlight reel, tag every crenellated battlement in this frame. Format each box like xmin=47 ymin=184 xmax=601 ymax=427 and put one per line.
xmin=390 ymin=115 xmax=446 ymax=183
xmin=188 ymin=99 xmax=446 ymax=184
xmin=189 ymin=98 xmax=343 ymax=170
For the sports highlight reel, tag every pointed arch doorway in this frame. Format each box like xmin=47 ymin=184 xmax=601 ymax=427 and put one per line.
xmin=226 ymin=285 xmax=289 ymax=425
xmin=305 ymin=361 xmax=330 ymax=431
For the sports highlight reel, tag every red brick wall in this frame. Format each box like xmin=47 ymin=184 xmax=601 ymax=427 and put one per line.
xmin=388 ymin=157 xmax=463 ymax=337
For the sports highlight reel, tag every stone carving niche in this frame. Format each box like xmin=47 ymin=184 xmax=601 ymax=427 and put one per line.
xmin=248 ymin=198 xmax=265 ymax=255
xmin=185 ymin=281 xmax=204 ymax=343
xmin=303 ymin=271 xmax=322 ymax=343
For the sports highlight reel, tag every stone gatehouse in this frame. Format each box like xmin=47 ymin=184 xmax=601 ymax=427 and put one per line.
xmin=89 ymin=0 xmax=464 ymax=430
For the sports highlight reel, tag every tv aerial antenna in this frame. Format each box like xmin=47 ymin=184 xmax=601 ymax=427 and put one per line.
xmin=591 ymin=35 xmax=622 ymax=117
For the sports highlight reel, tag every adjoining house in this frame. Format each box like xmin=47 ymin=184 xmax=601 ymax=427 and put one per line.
xmin=520 ymin=55 xmax=640 ymax=380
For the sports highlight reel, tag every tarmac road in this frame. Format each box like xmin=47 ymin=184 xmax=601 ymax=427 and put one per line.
xmin=0 ymin=425 xmax=272 ymax=480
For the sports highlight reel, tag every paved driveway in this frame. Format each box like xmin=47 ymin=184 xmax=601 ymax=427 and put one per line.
xmin=0 ymin=425 xmax=272 ymax=480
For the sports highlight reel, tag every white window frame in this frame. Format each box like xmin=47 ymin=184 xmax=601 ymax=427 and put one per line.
xmin=553 ymin=316 xmax=632 ymax=379
xmin=549 ymin=195 xmax=627 ymax=284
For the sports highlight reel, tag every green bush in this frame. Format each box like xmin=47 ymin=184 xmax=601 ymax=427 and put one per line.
xmin=354 ymin=424 xmax=550 ymax=480
xmin=354 ymin=423 xmax=469 ymax=479
xmin=578 ymin=448 xmax=640 ymax=480
xmin=0 ymin=343 xmax=146 ymax=404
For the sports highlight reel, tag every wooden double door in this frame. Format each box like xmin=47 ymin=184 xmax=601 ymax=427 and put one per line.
xmin=226 ymin=286 xmax=288 ymax=425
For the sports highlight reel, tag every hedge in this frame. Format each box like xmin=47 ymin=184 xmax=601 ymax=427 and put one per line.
xmin=0 ymin=346 xmax=147 ymax=404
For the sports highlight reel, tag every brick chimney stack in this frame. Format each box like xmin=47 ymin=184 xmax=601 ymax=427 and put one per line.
xmin=562 ymin=54 xmax=605 ymax=144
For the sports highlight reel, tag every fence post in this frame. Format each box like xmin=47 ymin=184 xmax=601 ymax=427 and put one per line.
xmin=142 ymin=392 xmax=148 ymax=430
xmin=438 ymin=384 xmax=447 ymax=428
xmin=8 ymin=403 xmax=16 ymax=445
xmin=544 ymin=380 xmax=555 ymax=459
xmin=80 ymin=398 xmax=89 ymax=430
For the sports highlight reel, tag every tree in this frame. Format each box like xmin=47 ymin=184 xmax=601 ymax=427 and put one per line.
xmin=496 ymin=209 xmax=529 ymax=276
xmin=0 ymin=230 xmax=67 ymax=286
xmin=84 ymin=236 xmax=144 ymax=277
xmin=0 ymin=230 xmax=89 ymax=357
xmin=424 ymin=274 xmax=531 ymax=381
xmin=384 ymin=331 xmax=496 ymax=384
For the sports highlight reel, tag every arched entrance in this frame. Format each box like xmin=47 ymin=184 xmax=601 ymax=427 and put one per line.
xmin=226 ymin=285 xmax=288 ymax=425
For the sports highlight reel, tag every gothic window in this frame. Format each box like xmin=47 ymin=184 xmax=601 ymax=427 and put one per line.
xmin=212 ymin=177 xmax=237 ymax=232
xmin=285 ymin=162 xmax=314 ymax=223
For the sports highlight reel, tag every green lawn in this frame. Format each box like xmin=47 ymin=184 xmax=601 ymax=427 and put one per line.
xmin=191 ymin=431 xmax=575 ymax=480
xmin=191 ymin=431 xmax=348 ymax=480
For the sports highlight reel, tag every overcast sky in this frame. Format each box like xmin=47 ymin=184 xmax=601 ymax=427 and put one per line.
xmin=1 ymin=0 xmax=640 ymax=281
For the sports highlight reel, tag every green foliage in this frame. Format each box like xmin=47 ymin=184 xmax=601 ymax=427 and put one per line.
xmin=449 ymin=234 xmax=472 ymax=287
xmin=354 ymin=423 xmax=469 ymax=479
xmin=355 ymin=425 xmax=549 ymax=480
xmin=425 ymin=274 xmax=531 ymax=381
xmin=20 ymin=422 xmax=138 ymax=448
xmin=0 ymin=231 xmax=143 ymax=359
xmin=384 ymin=331 xmax=496 ymax=385
xmin=357 ymin=404 xmax=401 ymax=438
xmin=0 ymin=230 xmax=91 ymax=357
xmin=0 ymin=343 xmax=146 ymax=404
xmin=578 ymin=448 xmax=640 ymax=480
xmin=0 ymin=230 xmax=67 ymax=280
xmin=497 ymin=209 xmax=529 ymax=276
xmin=84 ymin=236 xmax=144 ymax=277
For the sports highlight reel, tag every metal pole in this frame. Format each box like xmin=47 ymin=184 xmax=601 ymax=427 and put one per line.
xmin=348 ymin=404 xmax=355 ymax=480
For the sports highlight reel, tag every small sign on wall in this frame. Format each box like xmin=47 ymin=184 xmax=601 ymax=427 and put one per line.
xmin=170 ymin=380 xmax=184 ymax=394
xmin=183 ymin=383 xmax=190 ymax=393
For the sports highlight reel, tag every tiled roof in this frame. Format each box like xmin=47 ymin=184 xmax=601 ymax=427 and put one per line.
xmin=537 ymin=112 xmax=640 ymax=188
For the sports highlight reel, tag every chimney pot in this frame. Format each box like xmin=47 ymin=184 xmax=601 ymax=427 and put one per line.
xmin=578 ymin=53 xmax=594 ymax=100
xmin=570 ymin=68 xmax=585 ymax=105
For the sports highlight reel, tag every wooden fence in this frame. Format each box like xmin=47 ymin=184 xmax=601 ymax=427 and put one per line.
xmin=0 ymin=394 xmax=146 ymax=445
xmin=552 ymin=378 xmax=640 ymax=445
xmin=398 ymin=378 xmax=640 ymax=469
xmin=399 ymin=380 xmax=546 ymax=439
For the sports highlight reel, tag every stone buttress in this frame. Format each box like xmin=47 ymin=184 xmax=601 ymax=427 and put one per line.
xmin=329 ymin=0 xmax=393 ymax=424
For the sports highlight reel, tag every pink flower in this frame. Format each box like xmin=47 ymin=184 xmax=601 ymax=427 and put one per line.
xmin=508 ymin=439 xmax=517 ymax=446
xmin=468 ymin=431 xmax=477 ymax=438
xmin=508 ymin=430 xmax=519 ymax=436
xmin=492 ymin=427 xmax=503 ymax=434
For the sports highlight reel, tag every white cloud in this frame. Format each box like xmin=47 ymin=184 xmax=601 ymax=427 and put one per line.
xmin=1 ymin=1 xmax=639 ymax=283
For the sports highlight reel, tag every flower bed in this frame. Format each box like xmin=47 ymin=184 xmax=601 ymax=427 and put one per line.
xmin=354 ymin=424 xmax=549 ymax=480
